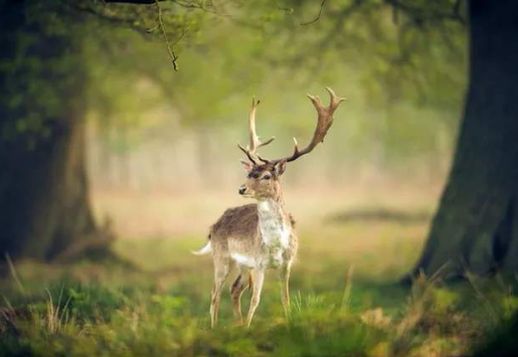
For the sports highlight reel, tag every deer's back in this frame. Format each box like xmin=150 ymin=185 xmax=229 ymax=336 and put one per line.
xmin=210 ymin=204 xmax=259 ymax=240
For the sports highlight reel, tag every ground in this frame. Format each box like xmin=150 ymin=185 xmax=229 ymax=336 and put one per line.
xmin=1 ymin=184 xmax=517 ymax=356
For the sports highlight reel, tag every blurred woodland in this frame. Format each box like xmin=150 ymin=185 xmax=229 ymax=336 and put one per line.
xmin=1 ymin=0 xmax=468 ymax=254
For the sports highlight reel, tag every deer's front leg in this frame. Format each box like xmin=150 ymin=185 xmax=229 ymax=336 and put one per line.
xmin=246 ymin=268 xmax=265 ymax=327
xmin=279 ymin=262 xmax=291 ymax=316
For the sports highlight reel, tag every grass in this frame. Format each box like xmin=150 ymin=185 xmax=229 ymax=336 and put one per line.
xmin=1 ymin=188 xmax=518 ymax=356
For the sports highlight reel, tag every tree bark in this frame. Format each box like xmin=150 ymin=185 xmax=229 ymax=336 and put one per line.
xmin=413 ymin=0 xmax=518 ymax=277
xmin=0 ymin=1 xmax=102 ymax=260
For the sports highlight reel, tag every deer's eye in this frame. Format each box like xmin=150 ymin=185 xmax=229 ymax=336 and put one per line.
xmin=262 ymin=175 xmax=271 ymax=180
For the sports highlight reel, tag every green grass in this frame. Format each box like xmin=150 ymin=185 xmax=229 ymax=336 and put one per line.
xmin=1 ymin=221 xmax=517 ymax=356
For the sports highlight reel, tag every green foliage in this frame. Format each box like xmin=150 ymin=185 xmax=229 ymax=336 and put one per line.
xmin=0 ymin=1 xmax=84 ymax=148
xmin=1 ymin=0 xmax=467 ymax=169
xmin=80 ymin=0 xmax=466 ymax=169
xmin=1 ymin=234 xmax=517 ymax=356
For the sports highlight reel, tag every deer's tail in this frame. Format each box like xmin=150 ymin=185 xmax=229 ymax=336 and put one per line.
xmin=191 ymin=235 xmax=212 ymax=256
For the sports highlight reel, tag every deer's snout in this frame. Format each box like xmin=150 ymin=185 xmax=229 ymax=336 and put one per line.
xmin=238 ymin=185 xmax=247 ymax=195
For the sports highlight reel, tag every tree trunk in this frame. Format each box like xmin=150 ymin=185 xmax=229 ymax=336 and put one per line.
xmin=0 ymin=1 xmax=102 ymax=260
xmin=413 ymin=0 xmax=518 ymax=277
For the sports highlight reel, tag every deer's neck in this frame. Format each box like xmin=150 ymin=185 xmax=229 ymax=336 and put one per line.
xmin=257 ymin=196 xmax=287 ymax=221
xmin=256 ymin=197 xmax=290 ymax=248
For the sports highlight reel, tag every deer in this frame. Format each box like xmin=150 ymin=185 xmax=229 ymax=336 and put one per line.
xmin=193 ymin=87 xmax=345 ymax=328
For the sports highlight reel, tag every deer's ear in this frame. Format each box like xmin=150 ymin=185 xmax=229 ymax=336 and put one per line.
xmin=240 ymin=160 xmax=254 ymax=172
xmin=274 ymin=160 xmax=287 ymax=176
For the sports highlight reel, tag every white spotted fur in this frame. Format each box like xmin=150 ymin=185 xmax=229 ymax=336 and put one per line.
xmin=225 ymin=199 xmax=292 ymax=269
xmin=256 ymin=199 xmax=291 ymax=267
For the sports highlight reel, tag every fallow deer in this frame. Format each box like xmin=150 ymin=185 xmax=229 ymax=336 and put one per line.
xmin=193 ymin=87 xmax=345 ymax=328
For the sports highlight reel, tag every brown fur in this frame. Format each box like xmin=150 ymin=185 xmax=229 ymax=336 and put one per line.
xmin=211 ymin=204 xmax=295 ymax=240
xmin=211 ymin=204 xmax=258 ymax=239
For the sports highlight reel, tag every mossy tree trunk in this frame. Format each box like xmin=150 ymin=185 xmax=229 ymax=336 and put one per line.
xmin=413 ymin=0 xmax=518 ymax=277
xmin=0 ymin=1 xmax=101 ymax=260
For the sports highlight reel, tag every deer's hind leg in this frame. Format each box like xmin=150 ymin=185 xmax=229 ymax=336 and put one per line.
xmin=210 ymin=256 xmax=231 ymax=328
xmin=230 ymin=269 xmax=252 ymax=324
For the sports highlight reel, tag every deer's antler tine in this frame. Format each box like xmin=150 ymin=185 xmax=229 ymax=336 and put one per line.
xmin=307 ymin=93 xmax=323 ymax=110
xmin=238 ymin=143 xmax=257 ymax=164
xmin=248 ymin=97 xmax=260 ymax=152
xmin=257 ymin=137 xmax=275 ymax=148
xmin=291 ymin=137 xmax=300 ymax=156
xmin=308 ymin=93 xmax=331 ymax=116
xmin=239 ymin=97 xmax=275 ymax=164
xmin=269 ymin=87 xmax=345 ymax=164
xmin=257 ymin=155 xmax=270 ymax=164
xmin=325 ymin=86 xmax=346 ymax=108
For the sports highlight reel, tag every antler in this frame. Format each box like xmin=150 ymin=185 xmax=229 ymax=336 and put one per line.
xmin=238 ymin=97 xmax=275 ymax=164
xmin=265 ymin=87 xmax=345 ymax=164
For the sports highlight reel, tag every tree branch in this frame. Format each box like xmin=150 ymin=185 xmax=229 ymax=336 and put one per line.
xmin=301 ymin=0 xmax=327 ymax=26
xmin=155 ymin=0 xmax=179 ymax=71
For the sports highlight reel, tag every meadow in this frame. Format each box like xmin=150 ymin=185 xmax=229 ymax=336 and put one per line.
xmin=1 ymin=185 xmax=517 ymax=356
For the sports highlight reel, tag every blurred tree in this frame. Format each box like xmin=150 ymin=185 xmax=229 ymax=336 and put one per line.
xmin=0 ymin=0 xmax=195 ymax=260
xmin=412 ymin=0 xmax=518 ymax=278
xmin=0 ymin=0 xmax=100 ymax=260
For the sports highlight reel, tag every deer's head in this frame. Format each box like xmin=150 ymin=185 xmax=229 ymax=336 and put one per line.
xmin=238 ymin=161 xmax=286 ymax=200
xmin=238 ymin=87 xmax=345 ymax=201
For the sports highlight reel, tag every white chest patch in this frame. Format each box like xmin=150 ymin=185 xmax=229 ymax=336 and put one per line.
xmin=257 ymin=200 xmax=291 ymax=267
xmin=229 ymin=200 xmax=292 ymax=269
